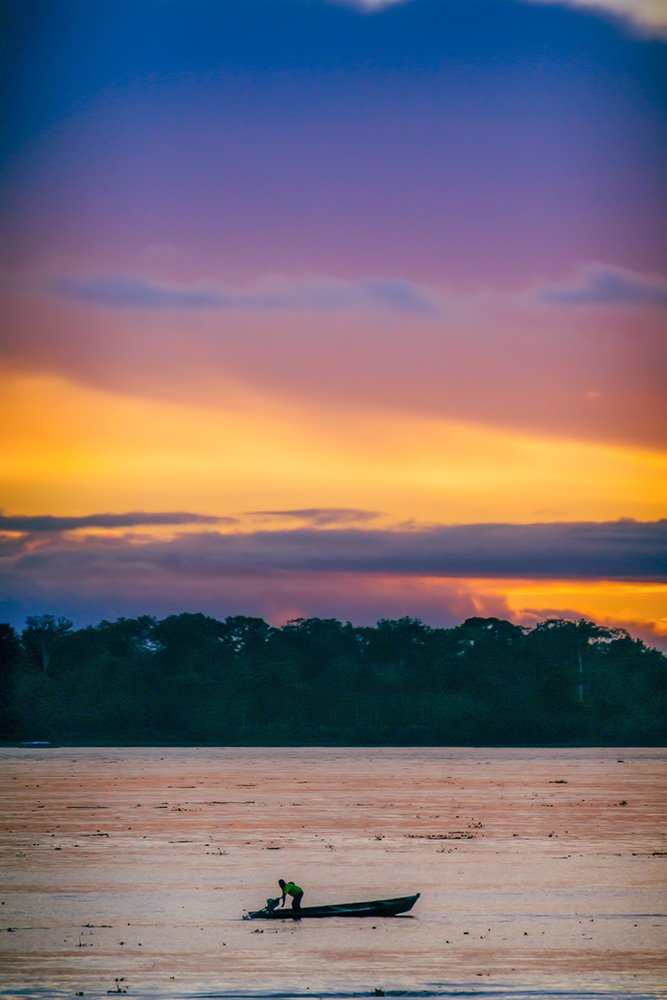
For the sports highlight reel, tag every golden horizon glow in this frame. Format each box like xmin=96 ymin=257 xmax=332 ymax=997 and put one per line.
xmin=465 ymin=578 xmax=667 ymax=638
xmin=3 ymin=372 xmax=666 ymax=526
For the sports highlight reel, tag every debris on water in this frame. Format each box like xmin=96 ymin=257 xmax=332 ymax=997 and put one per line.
xmin=407 ymin=831 xmax=475 ymax=840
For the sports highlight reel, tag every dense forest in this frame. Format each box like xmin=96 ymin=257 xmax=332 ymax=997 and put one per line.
xmin=1 ymin=613 xmax=665 ymax=745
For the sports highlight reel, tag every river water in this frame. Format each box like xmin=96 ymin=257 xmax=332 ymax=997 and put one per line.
xmin=0 ymin=747 xmax=665 ymax=1000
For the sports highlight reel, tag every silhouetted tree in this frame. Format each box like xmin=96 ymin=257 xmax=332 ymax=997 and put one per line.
xmin=3 ymin=612 xmax=664 ymax=745
xmin=0 ymin=623 xmax=22 ymax=738
xmin=21 ymin=615 xmax=73 ymax=673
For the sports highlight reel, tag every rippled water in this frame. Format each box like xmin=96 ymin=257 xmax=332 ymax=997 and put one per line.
xmin=0 ymin=747 xmax=665 ymax=1000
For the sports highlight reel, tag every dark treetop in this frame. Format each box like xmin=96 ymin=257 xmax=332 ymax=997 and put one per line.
xmin=1 ymin=613 xmax=664 ymax=745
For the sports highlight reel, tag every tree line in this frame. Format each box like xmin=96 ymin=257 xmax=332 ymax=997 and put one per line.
xmin=0 ymin=613 xmax=665 ymax=745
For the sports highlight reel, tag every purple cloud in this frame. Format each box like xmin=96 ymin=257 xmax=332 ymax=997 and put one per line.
xmin=0 ymin=511 xmax=232 ymax=533
xmin=2 ymin=517 xmax=664 ymax=632
xmin=4 ymin=517 xmax=664 ymax=577
xmin=538 ymin=264 xmax=667 ymax=307
xmin=49 ymin=273 xmax=441 ymax=315
xmin=246 ymin=508 xmax=381 ymax=527
xmin=131 ymin=519 xmax=665 ymax=579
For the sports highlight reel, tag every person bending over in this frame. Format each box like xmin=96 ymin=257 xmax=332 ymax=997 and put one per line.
xmin=278 ymin=878 xmax=304 ymax=912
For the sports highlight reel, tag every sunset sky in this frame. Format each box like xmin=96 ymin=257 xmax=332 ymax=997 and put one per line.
xmin=1 ymin=0 xmax=666 ymax=644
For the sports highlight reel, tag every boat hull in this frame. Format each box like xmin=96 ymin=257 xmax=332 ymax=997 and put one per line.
xmin=246 ymin=892 xmax=420 ymax=919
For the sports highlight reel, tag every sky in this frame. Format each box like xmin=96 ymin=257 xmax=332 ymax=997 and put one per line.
xmin=1 ymin=0 xmax=666 ymax=644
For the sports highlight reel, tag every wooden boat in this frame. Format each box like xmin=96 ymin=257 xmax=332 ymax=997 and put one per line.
xmin=246 ymin=892 xmax=420 ymax=919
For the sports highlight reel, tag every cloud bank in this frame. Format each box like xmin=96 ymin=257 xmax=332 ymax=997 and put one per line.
xmin=103 ymin=519 xmax=664 ymax=580
xmin=3 ymin=516 xmax=664 ymax=638
xmin=3 ymin=516 xmax=664 ymax=582
xmin=538 ymin=264 xmax=667 ymax=307
xmin=50 ymin=274 xmax=441 ymax=315
xmin=2 ymin=258 xmax=665 ymax=453
xmin=0 ymin=511 xmax=231 ymax=533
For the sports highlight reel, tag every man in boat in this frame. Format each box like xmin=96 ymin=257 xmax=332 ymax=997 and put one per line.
xmin=278 ymin=878 xmax=304 ymax=912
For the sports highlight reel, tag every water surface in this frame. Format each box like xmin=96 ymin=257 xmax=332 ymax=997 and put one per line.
xmin=0 ymin=747 xmax=665 ymax=1000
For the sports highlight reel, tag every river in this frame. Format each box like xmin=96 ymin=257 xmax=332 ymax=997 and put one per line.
xmin=0 ymin=747 xmax=665 ymax=1000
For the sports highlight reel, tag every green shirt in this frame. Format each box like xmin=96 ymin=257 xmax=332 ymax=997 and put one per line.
xmin=283 ymin=882 xmax=302 ymax=895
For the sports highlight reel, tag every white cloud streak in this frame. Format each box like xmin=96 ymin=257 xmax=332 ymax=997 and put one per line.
xmin=523 ymin=0 xmax=667 ymax=39
xmin=345 ymin=0 xmax=667 ymax=38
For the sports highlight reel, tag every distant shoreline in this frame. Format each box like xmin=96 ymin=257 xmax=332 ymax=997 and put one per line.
xmin=4 ymin=615 xmax=665 ymax=747
xmin=3 ymin=740 xmax=666 ymax=749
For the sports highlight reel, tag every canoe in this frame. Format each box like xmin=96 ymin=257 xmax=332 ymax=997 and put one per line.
xmin=246 ymin=892 xmax=420 ymax=919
